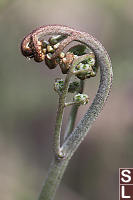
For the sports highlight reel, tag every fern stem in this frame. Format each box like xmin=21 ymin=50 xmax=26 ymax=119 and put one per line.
xmin=38 ymin=158 xmax=69 ymax=200
xmin=64 ymin=80 xmax=84 ymax=140
xmin=53 ymin=71 xmax=73 ymax=157
xmin=21 ymin=25 xmax=113 ymax=200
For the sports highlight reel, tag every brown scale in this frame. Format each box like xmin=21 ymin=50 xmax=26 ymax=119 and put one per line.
xmin=59 ymin=52 xmax=74 ymax=74
xmin=33 ymin=41 xmax=45 ymax=62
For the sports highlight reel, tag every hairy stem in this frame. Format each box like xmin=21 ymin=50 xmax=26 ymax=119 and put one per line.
xmin=61 ymin=49 xmax=112 ymax=159
xmin=41 ymin=44 xmax=112 ymax=200
xmin=38 ymin=158 xmax=69 ymax=200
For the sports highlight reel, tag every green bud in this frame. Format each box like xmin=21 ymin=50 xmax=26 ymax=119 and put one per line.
xmin=68 ymin=81 xmax=80 ymax=93
xmin=45 ymin=54 xmax=57 ymax=69
xmin=53 ymin=43 xmax=60 ymax=50
xmin=90 ymin=71 xmax=96 ymax=77
xmin=76 ymin=63 xmax=92 ymax=72
xmin=76 ymin=63 xmax=84 ymax=70
xmin=81 ymin=52 xmax=95 ymax=66
xmin=49 ymin=35 xmax=66 ymax=45
xmin=73 ymin=93 xmax=89 ymax=105
xmin=41 ymin=40 xmax=49 ymax=48
xmin=47 ymin=45 xmax=54 ymax=53
xmin=54 ymin=79 xmax=64 ymax=93
xmin=87 ymin=57 xmax=95 ymax=66
xmin=74 ymin=51 xmax=97 ymax=80
xmin=59 ymin=52 xmax=65 ymax=58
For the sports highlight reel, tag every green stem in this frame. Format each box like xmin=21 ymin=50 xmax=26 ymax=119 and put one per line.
xmin=64 ymin=102 xmax=76 ymax=107
xmin=64 ymin=80 xmax=84 ymax=140
xmin=64 ymin=104 xmax=79 ymax=140
xmin=38 ymin=55 xmax=90 ymax=200
xmin=53 ymin=55 xmax=89 ymax=158
xmin=53 ymin=71 xmax=73 ymax=157
xmin=38 ymin=158 xmax=69 ymax=200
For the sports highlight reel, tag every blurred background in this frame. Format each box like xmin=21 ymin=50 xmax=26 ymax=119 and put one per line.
xmin=0 ymin=0 xmax=133 ymax=199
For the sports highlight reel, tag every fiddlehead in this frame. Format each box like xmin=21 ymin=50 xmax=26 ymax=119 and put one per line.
xmin=21 ymin=25 xmax=97 ymax=79
xmin=21 ymin=25 xmax=113 ymax=200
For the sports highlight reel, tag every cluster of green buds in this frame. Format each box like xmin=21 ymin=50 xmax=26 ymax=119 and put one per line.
xmin=40 ymin=36 xmax=97 ymax=80
xmin=74 ymin=52 xmax=96 ymax=80
xmin=54 ymin=79 xmax=89 ymax=106
xmin=67 ymin=45 xmax=97 ymax=80
xmin=73 ymin=93 xmax=89 ymax=105
xmin=54 ymin=79 xmax=80 ymax=95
